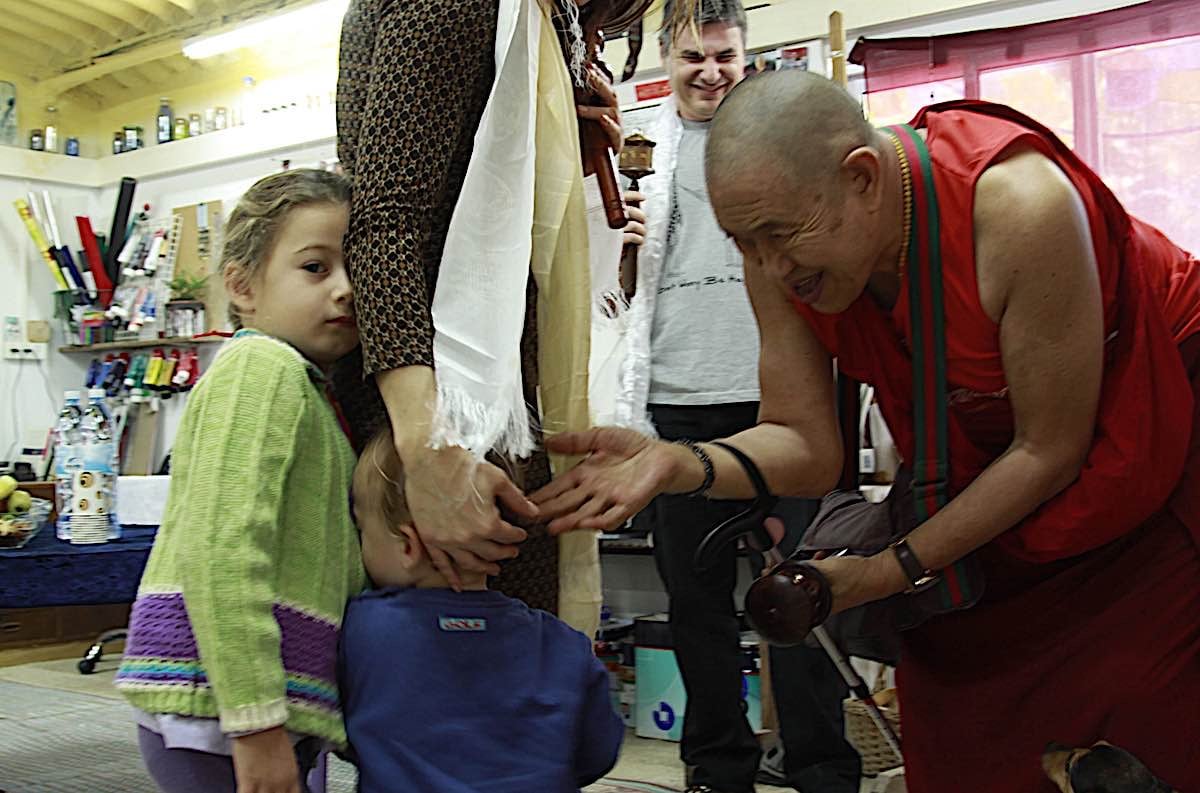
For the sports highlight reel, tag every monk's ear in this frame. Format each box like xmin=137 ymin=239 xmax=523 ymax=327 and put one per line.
xmin=841 ymin=145 xmax=885 ymax=210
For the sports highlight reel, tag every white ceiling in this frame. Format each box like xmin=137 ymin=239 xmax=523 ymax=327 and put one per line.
xmin=0 ymin=0 xmax=316 ymax=104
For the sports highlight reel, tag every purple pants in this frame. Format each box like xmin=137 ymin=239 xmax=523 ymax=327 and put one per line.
xmin=137 ymin=726 xmax=324 ymax=793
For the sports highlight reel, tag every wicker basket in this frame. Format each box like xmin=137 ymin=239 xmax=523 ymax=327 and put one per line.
xmin=845 ymin=686 xmax=902 ymax=776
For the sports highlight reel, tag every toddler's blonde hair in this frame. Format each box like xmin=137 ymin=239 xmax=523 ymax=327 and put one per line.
xmin=352 ymin=429 xmax=411 ymax=540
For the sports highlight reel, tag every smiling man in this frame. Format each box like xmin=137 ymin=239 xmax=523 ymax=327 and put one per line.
xmin=615 ymin=4 xmax=861 ymax=792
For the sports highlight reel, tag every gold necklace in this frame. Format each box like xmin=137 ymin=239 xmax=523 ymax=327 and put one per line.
xmin=887 ymin=131 xmax=914 ymax=280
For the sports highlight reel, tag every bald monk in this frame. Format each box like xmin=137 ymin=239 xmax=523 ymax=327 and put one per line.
xmin=533 ymin=71 xmax=1200 ymax=792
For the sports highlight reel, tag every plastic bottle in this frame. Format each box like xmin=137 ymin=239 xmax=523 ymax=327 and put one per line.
xmin=79 ymin=389 xmax=121 ymax=540
xmin=53 ymin=391 xmax=84 ymax=540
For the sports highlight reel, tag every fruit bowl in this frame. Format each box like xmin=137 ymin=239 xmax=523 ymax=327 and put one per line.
xmin=0 ymin=497 xmax=53 ymax=550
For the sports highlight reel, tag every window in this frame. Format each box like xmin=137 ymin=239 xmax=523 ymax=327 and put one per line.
xmin=979 ymin=60 xmax=1075 ymax=148
xmin=1095 ymin=35 xmax=1200 ymax=254
xmin=865 ymin=80 xmax=965 ymax=126
xmin=853 ymin=0 xmax=1200 ymax=255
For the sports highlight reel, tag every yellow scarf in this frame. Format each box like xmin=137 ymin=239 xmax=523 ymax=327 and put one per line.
xmin=531 ymin=5 xmax=601 ymax=637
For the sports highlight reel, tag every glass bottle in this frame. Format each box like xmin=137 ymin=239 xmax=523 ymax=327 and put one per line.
xmin=156 ymin=97 xmax=173 ymax=144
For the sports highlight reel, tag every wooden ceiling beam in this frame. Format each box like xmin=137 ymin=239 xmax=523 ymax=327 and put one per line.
xmin=0 ymin=17 xmax=82 ymax=57
xmin=157 ymin=54 xmax=189 ymax=74
xmin=136 ymin=60 xmax=174 ymax=84
xmin=105 ymin=70 xmax=139 ymax=92
xmin=65 ymin=84 xmax=107 ymax=111
xmin=0 ymin=2 xmax=108 ymax=49
xmin=114 ymin=0 xmax=183 ymax=27
xmin=35 ymin=38 xmax=185 ymax=98
xmin=0 ymin=52 xmax=34 ymax=80
xmin=22 ymin=0 xmax=130 ymax=40
xmin=82 ymin=0 xmax=154 ymax=31
xmin=0 ymin=35 xmax=57 ymax=71
xmin=82 ymin=75 xmax=129 ymax=102
xmin=118 ymin=64 xmax=151 ymax=87
xmin=74 ymin=63 xmax=224 ymax=110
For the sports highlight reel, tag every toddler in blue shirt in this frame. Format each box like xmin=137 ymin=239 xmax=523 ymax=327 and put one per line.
xmin=340 ymin=430 xmax=624 ymax=793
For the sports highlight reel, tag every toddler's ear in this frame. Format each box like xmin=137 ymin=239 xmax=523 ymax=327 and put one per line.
xmin=394 ymin=523 xmax=427 ymax=565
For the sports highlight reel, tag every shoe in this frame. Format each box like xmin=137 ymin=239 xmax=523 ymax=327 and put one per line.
xmin=686 ymin=787 xmax=742 ymax=793
xmin=756 ymin=742 xmax=787 ymax=786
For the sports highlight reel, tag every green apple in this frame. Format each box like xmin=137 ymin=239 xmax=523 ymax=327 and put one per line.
xmin=7 ymin=490 xmax=32 ymax=515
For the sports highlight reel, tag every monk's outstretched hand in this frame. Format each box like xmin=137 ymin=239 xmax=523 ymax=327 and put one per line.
xmin=532 ymin=427 xmax=679 ymax=535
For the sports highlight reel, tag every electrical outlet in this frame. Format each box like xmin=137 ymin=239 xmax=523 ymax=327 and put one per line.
xmin=4 ymin=343 xmax=46 ymax=361
xmin=2 ymin=317 xmax=45 ymax=360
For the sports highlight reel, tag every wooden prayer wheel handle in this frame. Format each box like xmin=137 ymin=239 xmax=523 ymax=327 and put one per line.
xmin=745 ymin=560 xmax=834 ymax=646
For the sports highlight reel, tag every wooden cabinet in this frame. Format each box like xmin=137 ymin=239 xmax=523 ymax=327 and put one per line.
xmin=0 ymin=604 xmax=131 ymax=647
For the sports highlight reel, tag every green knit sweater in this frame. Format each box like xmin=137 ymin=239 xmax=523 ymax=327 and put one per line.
xmin=117 ymin=332 xmax=365 ymax=747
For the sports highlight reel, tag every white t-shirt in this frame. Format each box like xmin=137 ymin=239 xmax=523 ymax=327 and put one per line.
xmin=649 ymin=118 xmax=761 ymax=406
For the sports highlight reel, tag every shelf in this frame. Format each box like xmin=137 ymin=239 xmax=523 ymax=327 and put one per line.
xmin=599 ymin=532 xmax=653 ymax=556
xmin=58 ymin=336 xmax=225 ymax=354
xmin=1 ymin=108 xmax=336 ymax=189
xmin=0 ymin=146 xmax=102 ymax=188
xmin=599 ymin=543 xmax=655 ymax=556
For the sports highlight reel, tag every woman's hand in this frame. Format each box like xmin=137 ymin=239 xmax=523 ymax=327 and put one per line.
xmin=623 ymin=191 xmax=647 ymax=247
xmin=805 ymin=552 xmax=908 ymax=615
xmin=532 ymin=428 xmax=687 ymax=534
xmin=232 ymin=726 xmax=300 ymax=793
xmin=576 ymin=65 xmax=623 ymax=153
xmin=398 ymin=440 xmax=535 ymax=588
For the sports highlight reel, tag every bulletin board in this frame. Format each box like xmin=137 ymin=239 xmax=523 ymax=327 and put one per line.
xmin=171 ymin=200 xmax=228 ymax=331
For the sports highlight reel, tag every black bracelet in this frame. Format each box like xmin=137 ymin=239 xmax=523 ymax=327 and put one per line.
xmin=675 ymin=440 xmax=715 ymax=498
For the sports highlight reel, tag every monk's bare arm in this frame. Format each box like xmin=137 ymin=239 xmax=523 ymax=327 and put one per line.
xmin=898 ymin=148 xmax=1104 ymax=576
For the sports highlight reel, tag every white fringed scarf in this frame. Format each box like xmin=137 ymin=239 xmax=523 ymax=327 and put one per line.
xmin=428 ymin=0 xmax=621 ymax=637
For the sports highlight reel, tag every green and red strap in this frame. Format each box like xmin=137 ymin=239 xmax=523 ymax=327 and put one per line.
xmin=887 ymin=124 xmax=977 ymax=611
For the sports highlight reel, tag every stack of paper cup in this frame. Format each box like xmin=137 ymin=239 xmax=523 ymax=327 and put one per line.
xmin=69 ymin=470 xmax=110 ymax=545
xmin=70 ymin=514 xmax=109 ymax=545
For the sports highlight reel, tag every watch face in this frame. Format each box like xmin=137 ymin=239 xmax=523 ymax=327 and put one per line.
xmin=910 ymin=573 xmax=941 ymax=593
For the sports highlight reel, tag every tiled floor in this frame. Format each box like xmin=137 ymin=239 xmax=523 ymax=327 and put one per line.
xmin=606 ymin=734 xmax=895 ymax=792
xmin=0 ymin=655 xmax=898 ymax=793
xmin=606 ymin=734 xmax=788 ymax=791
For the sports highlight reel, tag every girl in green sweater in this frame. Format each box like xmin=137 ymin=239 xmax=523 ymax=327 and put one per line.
xmin=116 ymin=169 xmax=366 ymax=793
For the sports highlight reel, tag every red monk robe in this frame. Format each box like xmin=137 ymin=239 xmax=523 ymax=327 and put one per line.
xmin=796 ymin=102 xmax=1200 ymax=793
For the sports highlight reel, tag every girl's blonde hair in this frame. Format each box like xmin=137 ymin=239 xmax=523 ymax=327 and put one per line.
xmin=220 ymin=168 xmax=351 ymax=328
